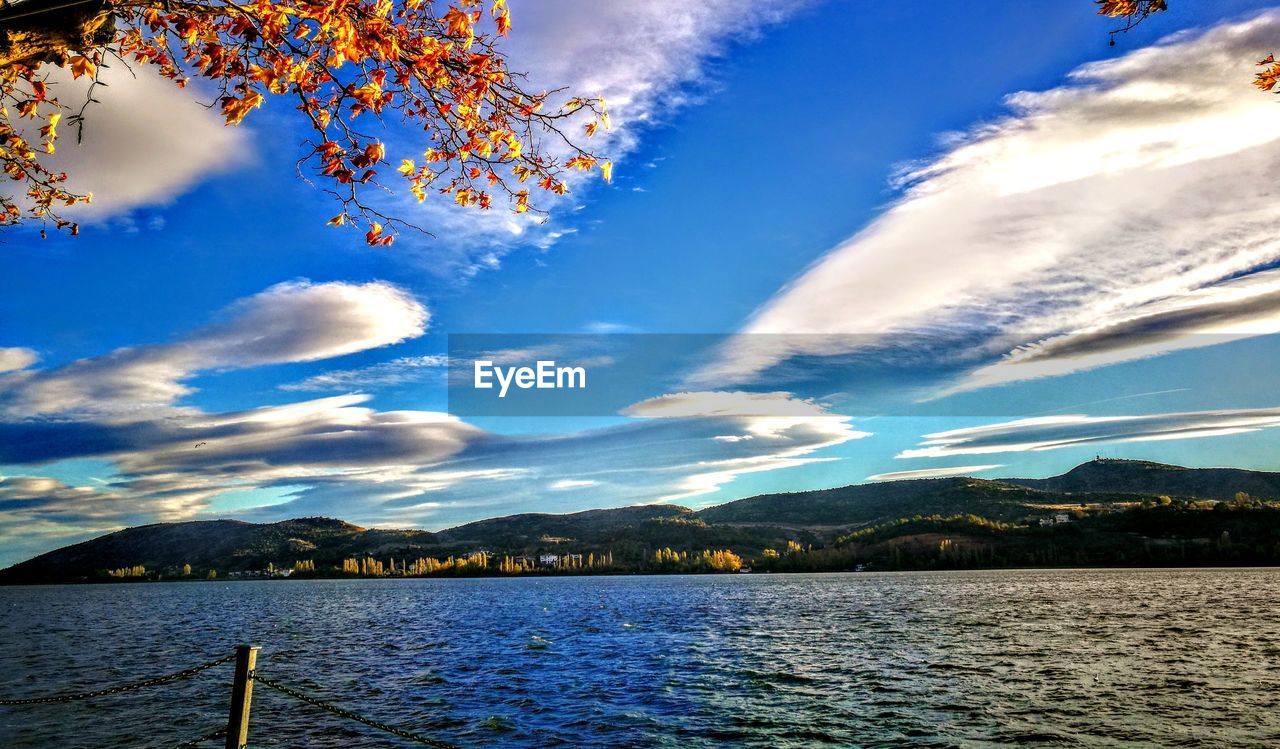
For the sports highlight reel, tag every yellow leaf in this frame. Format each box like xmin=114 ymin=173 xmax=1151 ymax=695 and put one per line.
xmin=599 ymin=161 xmax=612 ymax=182
xmin=69 ymin=56 xmax=96 ymax=80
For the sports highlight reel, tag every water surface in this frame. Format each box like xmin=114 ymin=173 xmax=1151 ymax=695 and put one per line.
xmin=2 ymin=569 xmax=1279 ymax=747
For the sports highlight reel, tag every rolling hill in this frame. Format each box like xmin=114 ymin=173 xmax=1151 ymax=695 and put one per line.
xmin=694 ymin=477 xmax=1062 ymax=527
xmin=1001 ymin=458 xmax=1280 ymax=500
xmin=5 ymin=458 xmax=1280 ymax=582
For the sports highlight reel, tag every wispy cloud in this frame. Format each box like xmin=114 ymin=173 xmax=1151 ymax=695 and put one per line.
xmin=390 ymin=0 xmax=812 ymax=273
xmin=39 ymin=62 xmax=252 ymax=222
xmin=0 ymin=280 xmax=427 ymax=418
xmin=865 ymin=465 xmax=1004 ymax=482
xmin=624 ymin=390 xmax=841 ymax=419
xmin=897 ymin=407 xmax=1280 ymax=459
xmin=549 ymin=479 xmax=600 ymax=491
xmin=0 ymin=348 xmax=37 ymax=373
xmin=280 ymin=355 xmax=447 ymax=392
xmin=702 ymin=11 xmax=1280 ymax=393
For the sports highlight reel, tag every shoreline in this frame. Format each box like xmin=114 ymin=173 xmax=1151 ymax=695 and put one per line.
xmin=7 ymin=563 xmax=1280 ymax=588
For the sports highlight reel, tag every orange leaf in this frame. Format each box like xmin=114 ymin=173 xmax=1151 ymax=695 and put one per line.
xmin=69 ymin=56 xmax=97 ymax=80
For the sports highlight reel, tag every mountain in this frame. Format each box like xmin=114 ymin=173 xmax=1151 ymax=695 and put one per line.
xmin=694 ymin=477 xmax=1063 ymax=527
xmin=5 ymin=458 xmax=1280 ymax=582
xmin=1001 ymin=458 xmax=1280 ymax=501
xmin=0 ymin=505 xmax=793 ymax=584
xmin=0 ymin=518 xmax=375 ymax=583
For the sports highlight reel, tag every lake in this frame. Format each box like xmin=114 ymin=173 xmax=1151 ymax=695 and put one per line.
xmin=2 ymin=569 xmax=1279 ymax=747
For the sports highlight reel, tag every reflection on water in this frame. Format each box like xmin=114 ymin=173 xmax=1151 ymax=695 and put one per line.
xmin=2 ymin=569 xmax=1280 ymax=747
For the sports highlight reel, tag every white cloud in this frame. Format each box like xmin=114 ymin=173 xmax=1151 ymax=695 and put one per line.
xmin=582 ymin=321 xmax=638 ymax=334
xmin=279 ymin=355 xmax=447 ymax=392
xmin=618 ymin=390 xmax=868 ymax=502
xmin=506 ymin=0 xmax=809 ymax=130
xmin=0 ymin=348 xmax=37 ymax=373
xmin=32 ymin=62 xmax=251 ymax=220
xmin=391 ymin=0 xmax=811 ymax=269
xmin=702 ymin=11 xmax=1280 ymax=392
xmin=0 ymin=280 xmax=427 ymax=418
xmin=898 ymin=407 xmax=1280 ymax=459
xmin=865 ymin=465 xmax=1004 ymax=482
xmin=624 ymin=390 xmax=837 ymax=419
xmin=548 ymin=479 xmax=599 ymax=491
xmin=0 ymin=475 xmax=96 ymax=505
xmin=954 ymin=269 xmax=1280 ymax=393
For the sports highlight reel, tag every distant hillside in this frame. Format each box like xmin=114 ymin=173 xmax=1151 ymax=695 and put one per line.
xmin=6 ymin=458 xmax=1280 ymax=583
xmin=0 ymin=505 xmax=804 ymax=584
xmin=1002 ymin=459 xmax=1280 ymax=501
xmin=0 ymin=518 xmax=378 ymax=583
xmin=694 ymin=477 xmax=1062 ymax=527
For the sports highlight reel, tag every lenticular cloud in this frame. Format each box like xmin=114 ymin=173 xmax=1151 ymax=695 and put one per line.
xmin=702 ymin=11 xmax=1280 ymax=393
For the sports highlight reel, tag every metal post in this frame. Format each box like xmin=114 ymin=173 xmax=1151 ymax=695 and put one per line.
xmin=225 ymin=645 xmax=259 ymax=749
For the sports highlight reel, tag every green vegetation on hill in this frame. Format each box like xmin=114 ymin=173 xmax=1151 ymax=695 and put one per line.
xmin=694 ymin=477 xmax=1063 ymax=526
xmin=6 ymin=459 xmax=1280 ymax=583
xmin=1002 ymin=458 xmax=1280 ymax=500
xmin=759 ymin=496 xmax=1280 ymax=572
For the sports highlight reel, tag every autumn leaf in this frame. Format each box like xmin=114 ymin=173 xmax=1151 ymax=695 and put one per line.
xmin=69 ymin=56 xmax=97 ymax=80
xmin=221 ymin=91 xmax=264 ymax=125
xmin=1256 ymin=57 xmax=1280 ymax=92
xmin=2 ymin=0 xmax=610 ymax=243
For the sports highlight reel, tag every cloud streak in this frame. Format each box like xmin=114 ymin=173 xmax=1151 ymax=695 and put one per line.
xmin=0 ymin=280 xmax=427 ymax=418
xmin=279 ymin=355 xmax=447 ymax=392
xmin=898 ymin=407 xmax=1280 ymax=459
xmin=865 ymin=465 xmax=1004 ymax=482
xmin=702 ymin=11 xmax=1280 ymax=395
xmin=391 ymin=0 xmax=812 ymax=272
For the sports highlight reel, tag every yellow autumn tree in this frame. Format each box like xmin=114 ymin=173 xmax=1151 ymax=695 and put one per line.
xmin=0 ymin=0 xmax=608 ymax=240
xmin=108 ymin=564 xmax=146 ymax=578
xmin=700 ymin=549 xmax=743 ymax=572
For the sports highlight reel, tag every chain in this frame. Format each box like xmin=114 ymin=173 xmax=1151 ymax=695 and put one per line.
xmin=255 ymin=675 xmax=459 ymax=749
xmin=0 ymin=653 xmax=237 ymax=706
xmin=171 ymin=726 xmax=228 ymax=749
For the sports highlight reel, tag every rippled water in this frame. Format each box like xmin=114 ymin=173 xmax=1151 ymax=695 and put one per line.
xmin=2 ymin=569 xmax=1280 ymax=747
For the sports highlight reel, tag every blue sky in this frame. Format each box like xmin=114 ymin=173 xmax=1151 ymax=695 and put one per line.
xmin=5 ymin=0 xmax=1280 ymax=564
